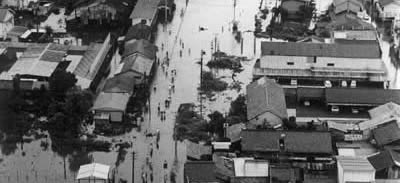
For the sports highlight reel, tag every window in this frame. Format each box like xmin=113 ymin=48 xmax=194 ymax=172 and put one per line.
xmin=327 ymin=63 xmax=334 ymax=67
xmin=287 ymin=62 xmax=294 ymax=65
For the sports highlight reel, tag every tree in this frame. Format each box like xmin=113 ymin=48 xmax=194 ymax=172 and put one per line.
xmin=64 ymin=90 xmax=94 ymax=124
xmin=45 ymin=26 xmax=53 ymax=36
xmin=207 ymin=111 xmax=226 ymax=137
xmin=49 ymin=69 xmax=77 ymax=98
xmin=283 ymin=116 xmax=297 ymax=129
xmin=229 ymin=94 xmax=247 ymax=122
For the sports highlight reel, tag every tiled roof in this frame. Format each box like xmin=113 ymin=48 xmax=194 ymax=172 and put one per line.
xmin=368 ymin=150 xmax=400 ymax=170
xmin=184 ymin=161 xmax=219 ymax=183
xmin=125 ymin=23 xmax=152 ymax=42
xmin=121 ymin=54 xmax=154 ymax=75
xmin=325 ymin=88 xmax=400 ymax=106
xmin=7 ymin=26 xmax=29 ymax=37
xmin=261 ymin=41 xmax=380 ymax=58
xmin=240 ymin=130 xmax=333 ymax=154
xmin=92 ymin=92 xmax=130 ymax=111
xmin=246 ymin=77 xmax=287 ymax=121
xmin=373 ymin=122 xmax=400 ymax=146
xmin=102 ymin=72 xmax=136 ymax=93
xmin=334 ymin=0 xmax=363 ymax=14
xmin=379 ymin=0 xmax=400 ymax=7
xmin=123 ymin=39 xmax=157 ymax=59
xmin=129 ymin=0 xmax=159 ymax=19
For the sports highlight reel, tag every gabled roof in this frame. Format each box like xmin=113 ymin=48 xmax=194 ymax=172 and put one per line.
xmin=184 ymin=161 xmax=219 ymax=183
xmin=123 ymin=39 xmax=157 ymax=59
xmin=325 ymin=88 xmax=400 ymax=106
xmin=368 ymin=150 xmax=400 ymax=170
xmin=73 ymin=0 xmax=132 ymax=13
xmin=368 ymin=102 xmax=400 ymax=119
xmin=240 ymin=130 xmax=333 ymax=154
xmin=246 ymin=77 xmax=287 ymax=122
xmin=129 ymin=0 xmax=159 ymax=20
xmin=328 ymin=14 xmax=375 ymax=31
xmin=261 ymin=41 xmax=380 ymax=58
xmin=73 ymin=43 xmax=103 ymax=80
xmin=337 ymin=156 xmax=375 ymax=172
xmin=0 ymin=8 xmax=13 ymax=22
xmin=120 ymin=54 xmax=154 ymax=75
xmin=185 ymin=140 xmax=212 ymax=160
xmin=373 ymin=122 xmax=400 ymax=146
xmin=102 ymin=72 xmax=136 ymax=93
xmin=125 ymin=22 xmax=152 ymax=42
xmin=92 ymin=92 xmax=130 ymax=112
xmin=334 ymin=0 xmax=363 ymax=14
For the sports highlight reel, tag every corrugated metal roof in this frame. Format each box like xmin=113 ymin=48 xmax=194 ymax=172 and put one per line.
xmin=123 ymin=39 xmax=157 ymax=59
xmin=337 ymin=156 xmax=375 ymax=171
xmin=73 ymin=43 xmax=103 ymax=79
xmin=40 ymin=50 xmax=66 ymax=62
xmin=76 ymin=163 xmax=110 ymax=180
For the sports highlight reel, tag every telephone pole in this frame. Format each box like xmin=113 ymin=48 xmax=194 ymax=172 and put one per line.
xmin=200 ymin=50 xmax=205 ymax=118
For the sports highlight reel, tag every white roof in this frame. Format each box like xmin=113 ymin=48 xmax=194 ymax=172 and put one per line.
xmin=76 ymin=163 xmax=110 ymax=180
xmin=211 ymin=142 xmax=231 ymax=150
xmin=337 ymin=156 xmax=375 ymax=171
xmin=233 ymin=158 xmax=269 ymax=177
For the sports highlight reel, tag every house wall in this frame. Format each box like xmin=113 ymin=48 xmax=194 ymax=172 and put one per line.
xmin=110 ymin=111 xmax=123 ymax=122
xmin=249 ymin=112 xmax=283 ymax=128
xmin=380 ymin=3 xmax=400 ymax=19
xmin=76 ymin=3 xmax=117 ymax=23
xmin=0 ymin=12 xmax=14 ymax=39
xmin=342 ymin=170 xmax=375 ymax=183
xmin=260 ymin=55 xmax=383 ymax=70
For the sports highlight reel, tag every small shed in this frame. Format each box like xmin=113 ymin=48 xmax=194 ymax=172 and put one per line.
xmin=76 ymin=163 xmax=110 ymax=183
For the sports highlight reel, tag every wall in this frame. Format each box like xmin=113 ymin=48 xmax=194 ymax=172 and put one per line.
xmin=110 ymin=111 xmax=123 ymax=122
xmin=381 ymin=4 xmax=400 ymax=19
xmin=343 ymin=170 xmax=375 ymax=183
xmin=0 ymin=12 xmax=14 ymax=39
xmin=260 ymin=55 xmax=383 ymax=71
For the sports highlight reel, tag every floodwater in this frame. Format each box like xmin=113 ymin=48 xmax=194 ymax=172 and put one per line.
xmin=1 ymin=0 xmax=398 ymax=183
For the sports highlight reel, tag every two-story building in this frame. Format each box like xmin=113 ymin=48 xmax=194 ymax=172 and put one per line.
xmin=254 ymin=41 xmax=387 ymax=88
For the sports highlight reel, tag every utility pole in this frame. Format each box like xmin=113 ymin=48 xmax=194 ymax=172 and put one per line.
xmin=233 ymin=0 xmax=237 ymax=22
xmin=132 ymin=150 xmax=135 ymax=183
xmin=200 ymin=50 xmax=205 ymax=118
xmin=165 ymin=0 xmax=168 ymax=23
xmin=214 ymin=35 xmax=217 ymax=60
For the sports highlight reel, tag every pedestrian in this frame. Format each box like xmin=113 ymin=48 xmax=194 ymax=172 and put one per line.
xmin=172 ymin=84 xmax=175 ymax=93
xmin=157 ymin=103 xmax=160 ymax=115
xmin=165 ymin=99 xmax=168 ymax=108
xmin=182 ymin=42 xmax=184 ymax=49
xmin=179 ymin=50 xmax=182 ymax=57
xmin=153 ymin=85 xmax=156 ymax=92
xmin=171 ymin=77 xmax=174 ymax=83
xmin=157 ymin=58 xmax=160 ymax=65
xmin=188 ymin=48 xmax=191 ymax=55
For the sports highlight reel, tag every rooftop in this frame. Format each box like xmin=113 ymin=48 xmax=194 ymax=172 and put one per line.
xmin=325 ymin=88 xmax=400 ymax=106
xmin=368 ymin=150 xmax=400 ymax=170
xmin=337 ymin=156 xmax=375 ymax=171
xmin=129 ymin=0 xmax=159 ymax=20
xmin=125 ymin=22 xmax=152 ymax=42
xmin=120 ymin=54 xmax=154 ymax=76
xmin=372 ymin=121 xmax=400 ymax=146
xmin=184 ymin=161 xmax=219 ymax=183
xmin=102 ymin=72 xmax=137 ymax=94
xmin=92 ymin=92 xmax=130 ymax=112
xmin=246 ymin=77 xmax=287 ymax=121
xmin=240 ymin=130 xmax=333 ymax=154
xmin=123 ymin=39 xmax=157 ymax=59
xmin=233 ymin=158 xmax=269 ymax=177
xmin=261 ymin=41 xmax=380 ymax=58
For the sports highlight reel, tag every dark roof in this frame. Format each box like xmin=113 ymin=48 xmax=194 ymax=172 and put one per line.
xmin=231 ymin=177 xmax=268 ymax=183
xmin=102 ymin=72 xmax=136 ymax=93
xmin=260 ymin=41 xmax=380 ymax=58
xmin=121 ymin=54 xmax=154 ymax=75
xmin=373 ymin=122 xmax=400 ymax=146
xmin=325 ymin=88 xmax=400 ymax=106
xmin=73 ymin=0 xmax=132 ymax=13
xmin=7 ymin=26 xmax=29 ymax=37
xmin=123 ymin=39 xmax=157 ymax=59
xmin=40 ymin=50 xmax=66 ymax=62
xmin=379 ymin=0 xmax=400 ymax=7
xmin=368 ymin=150 xmax=400 ymax=170
xmin=184 ymin=161 xmax=219 ymax=183
xmin=328 ymin=14 xmax=375 ymax=30
xmin=129 ymin=0 xmax=159 ymax=19
xmin=246 ymin=77 xmax=287 ymax=121
xmin=241 ymin=130 xmax=333 ymax=154
xmin=334 ymin=39 xmax=379 ymax=45
xmin=125 ymin=23 xmax=152 ymax=42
